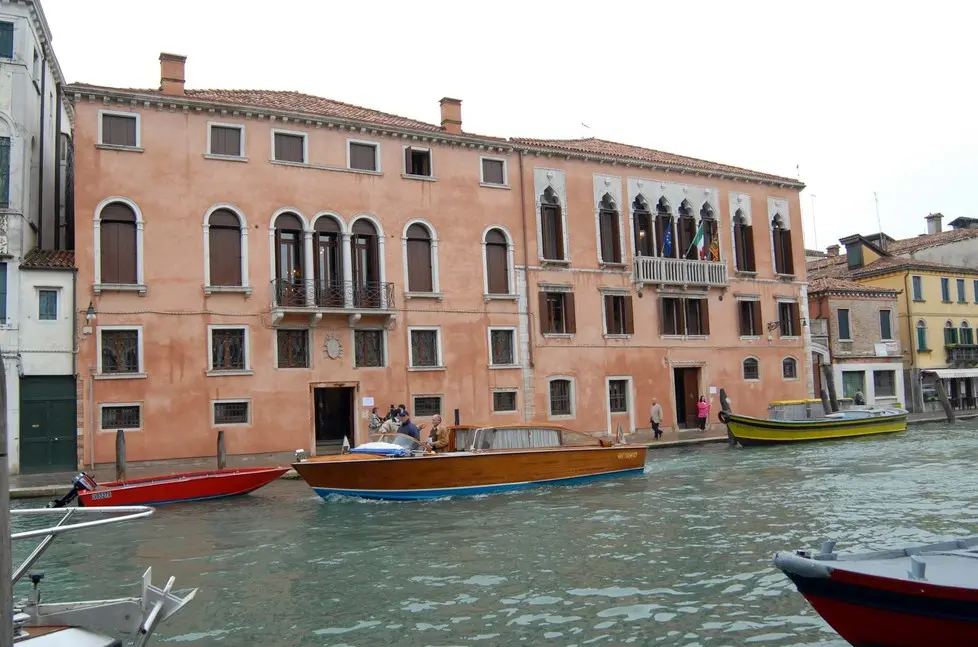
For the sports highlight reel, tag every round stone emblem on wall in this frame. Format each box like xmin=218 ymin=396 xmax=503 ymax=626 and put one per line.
xmin=323 ymin=333 xmax=344 ymax=360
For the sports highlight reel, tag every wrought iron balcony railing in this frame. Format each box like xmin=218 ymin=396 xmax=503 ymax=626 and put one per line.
xmin=946 ymin=344 xmax=978 ymax=364
xmin=271 ymin=279 xmax=395 ymax=310
xmin=633 ymin=255 xmax=729 ymax=288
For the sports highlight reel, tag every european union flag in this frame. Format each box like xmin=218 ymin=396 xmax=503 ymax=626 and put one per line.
xmin=662 ymin=227 xmax=673 ymax=257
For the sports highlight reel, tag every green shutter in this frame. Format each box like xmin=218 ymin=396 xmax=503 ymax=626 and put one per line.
xmin=0 ymin=22 xmax=13 ymax=59
xmin=0 ymin=137 xmax=9 ymax=208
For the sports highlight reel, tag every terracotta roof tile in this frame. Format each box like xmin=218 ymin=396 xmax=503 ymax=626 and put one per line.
xmin=21 ymin=249 xmax=75 ymax=269
xmin=509 ymin=137 xmax=801 ymax=185
xmin=882 ymin=228 xmax=978 ymax=254
xmin=808 ymin=276 xmax=897 ymax=295
xmin=853 ymin=255 xmax=978 ymax=277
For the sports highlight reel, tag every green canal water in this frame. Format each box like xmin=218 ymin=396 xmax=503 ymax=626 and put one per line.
xmin=12 ymin=423 xmax=978 ymax=646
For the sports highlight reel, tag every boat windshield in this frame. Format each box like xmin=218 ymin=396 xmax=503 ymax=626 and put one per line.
xmin=373 ymin=432 xmax=427 ymax=452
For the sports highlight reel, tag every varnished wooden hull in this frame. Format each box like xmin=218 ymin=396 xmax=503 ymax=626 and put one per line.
xmin=291 ymin=445 xmax=648 ymax=501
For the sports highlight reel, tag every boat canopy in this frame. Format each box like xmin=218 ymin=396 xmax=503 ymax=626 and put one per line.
xmin=455 ymin=425 xmax=606 ymax=451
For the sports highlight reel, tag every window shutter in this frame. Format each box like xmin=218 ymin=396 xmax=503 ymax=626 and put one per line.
xmin=486 ymin=243 xmax=508 ymax=294
xmin=658 ymin=299 xmax=667 ymax=335
xmin=406 ymin=239 xmax=433 ymax=292
xmin=538 ymin=292 xmax=549 ymax=334
xmin=678 ymin=299 xmax=687 ymax=335
xmin=0 ymin=263 xmax=7 ymax=321
xmin=404 ymin=146 xmax=413 ymax=173
xmin=783 ymin=232 xmax=795 ymax=274
xmin=700 ymin=299 xmax=710 ymax=335
xmin=565 ymin=293 xmax=576 ymax=334
xmin=745 ymin=225 xmax=756 ymax=271
xmin=624 ymin=295 xmax=635 ymax=335
xmin=792 ymin=303 xmax=801 ymax=335
xmin=773 ymin=230 xmax=784 ymax=274
xmin=603 ymin=295 xmax=613 ymax=333
xmin=752 ymin=302 xmax=762 ymax=336
xmin=554 ymin=206 xmax=565 ymax=260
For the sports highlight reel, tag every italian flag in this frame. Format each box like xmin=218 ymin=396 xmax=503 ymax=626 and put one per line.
xmin=686 ymin=221 xmax=705 ymax=259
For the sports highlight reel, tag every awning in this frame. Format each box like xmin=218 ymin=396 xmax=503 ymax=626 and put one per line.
xmin=922 ymin=368 xmax=978 ymax=379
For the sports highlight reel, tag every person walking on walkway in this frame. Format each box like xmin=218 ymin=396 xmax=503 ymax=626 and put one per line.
xmin=649 ymin=398 xmax=664 ymax=440
xmin=696 ymin=396 xmax=710 ymax=432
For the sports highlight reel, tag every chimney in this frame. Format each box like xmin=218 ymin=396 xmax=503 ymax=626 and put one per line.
xmin=439 ymin=97 xmax=462 ymax=135
xmin=826 ymin=244 xmax=840 ymax=257
xmin=925 ymin=212 xmax=943 ymax=235
xmin=159 ymin=52 xmax=187 ymax=96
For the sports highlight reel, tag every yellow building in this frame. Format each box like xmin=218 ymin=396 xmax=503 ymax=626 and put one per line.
xmin=809 ymin=234 xmax=978 ymax=412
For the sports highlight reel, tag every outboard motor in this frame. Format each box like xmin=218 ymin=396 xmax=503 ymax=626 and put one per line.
xmin=47 ymin=472 xmax=99 ymax=508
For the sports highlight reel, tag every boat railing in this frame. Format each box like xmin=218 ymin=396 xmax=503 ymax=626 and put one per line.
xmin=11 ymin=505 xmax=197 ymax=645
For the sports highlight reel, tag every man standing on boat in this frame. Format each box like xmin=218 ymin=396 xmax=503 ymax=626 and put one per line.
xmin=397 ymin=408 xmax=421 ymax=441
xmin=428 ymin=414 xmax=450 ymax=452
xmin=649 ymin=398 xmax=664 ymax=440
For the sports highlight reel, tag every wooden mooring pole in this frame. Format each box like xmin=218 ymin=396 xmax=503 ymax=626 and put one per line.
xmin=820 ymin=365 xmax=840 ymax=412
xmin=934 ymin=379 xmax=956 ymax=424
xmin=115 ymin=429 xmax=126 ymax=481
xmin=217 ymin=430 xmax=227 ymax=470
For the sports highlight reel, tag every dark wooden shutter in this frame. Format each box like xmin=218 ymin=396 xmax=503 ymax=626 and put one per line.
xmin=404 ymin=146 xmax=413 ymax=172
xmin=483 ymin=159 xmax=504 ymax=184
xmin=772 ymin=230 xmax=784 ymax=274
xmin=211 ymin=126 xmax=241 ymax=156
xmin=350 ymin=143 xmax=376 ymax=171
xmin=554 ymin=206 xmax=565 ymax=259
xmin=744 ymin=225 xmax=756 ymax=271
xmin=792 ymin=303 xmax=801 ymax=335
xmin=538 ymin=292 xmax=549 ymax=334
xmin=209 ymin=210 xmax=242 ymax=286
xmin=678 ymin=299 xmax=686 ymax=335
xmin=486 ymin=230 xmax=508 ymax=294
xmin=275 ymin=133 xmax=304 ymax=163
xmin=100 ymin=203 xmax=137 ymax=284
xmin=658 ymin=298 xmax=667 ymax=335
xmin=565 ymin=293 xmax=576 ymax=333
xmin=624 ymin=296 xmax=635 ymax=334
xmin=738 ymin=301 xmax=749 ymax=335
xmin=102 ymin=115 xmax=137 ymax=147
xmin=783 ymin=232 xmax=795 ymax=274
xmin=603 ymin=295 xmax=613 ymax=332
xmin=405 ymin=224 xmax=432 ymax=293
xmin=700 ymin=299 xmax=710 ymax=335
xmin=752 ymin=302 xmax=762 ymax=335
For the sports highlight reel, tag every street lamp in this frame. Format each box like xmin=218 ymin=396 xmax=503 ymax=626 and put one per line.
xmin=82 ymin=301 xmax=97 ymax=336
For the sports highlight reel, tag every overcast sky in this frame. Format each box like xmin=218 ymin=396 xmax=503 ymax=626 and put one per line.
xmin=42 ymin=0 xmax=976 ymax=251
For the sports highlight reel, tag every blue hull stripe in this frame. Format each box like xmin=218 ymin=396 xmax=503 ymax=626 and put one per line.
xmin=311 ymin=467 xmax=645 ymax=501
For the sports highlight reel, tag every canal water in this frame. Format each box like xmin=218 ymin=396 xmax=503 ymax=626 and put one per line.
xmin=12 ymin=423 xmax=978 ymax=646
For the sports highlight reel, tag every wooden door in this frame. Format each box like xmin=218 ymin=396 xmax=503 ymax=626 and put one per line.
xmin=19 ymin=376 xmax=77 ymax=473
xmin=683 ymin=369 xmax=700 ymax=428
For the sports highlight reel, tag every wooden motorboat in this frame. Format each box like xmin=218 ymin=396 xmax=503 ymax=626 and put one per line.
xmin=774 ymin=536 xmax=978 ymax=646
xmin=291 ymin=424 xmax=648 ymax=501
xmin=719 ymin=406 xmax=908 ymax=446
xmin=47 ymin=466 xmax=290 ymax=508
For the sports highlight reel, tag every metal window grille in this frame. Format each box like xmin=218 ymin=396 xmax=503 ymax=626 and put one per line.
xmin=214 ymin=401 xmax=249 ymax=425
xmin=101 ymin=330 xmax=139 ymax=373
xmin=211 ymin=329 xmax=246 ymax=370
xmin=101 ymin=405 xmax=140 ymax=430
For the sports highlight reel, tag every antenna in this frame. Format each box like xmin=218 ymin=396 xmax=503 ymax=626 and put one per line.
xmin=874 ymin=192 xmax=884 ymax=250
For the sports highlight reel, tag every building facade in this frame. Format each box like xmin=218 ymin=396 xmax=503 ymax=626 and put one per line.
xmin=1 ymin=0 xmax=76 ymax=474
xmin=70 ymin=53 xmax=811 ymax=466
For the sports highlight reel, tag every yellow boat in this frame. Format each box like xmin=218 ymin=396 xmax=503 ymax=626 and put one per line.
xmin=718 ymin=407 xmax=909 ymax=446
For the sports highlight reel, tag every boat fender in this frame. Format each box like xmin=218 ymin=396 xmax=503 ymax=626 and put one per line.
xmin=717 ymin=410 xmax=730 ymax=424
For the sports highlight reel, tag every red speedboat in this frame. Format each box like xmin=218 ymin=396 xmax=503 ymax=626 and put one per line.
xmin=48 ymin=467 xmax=290 ymax=508
xmin=775 ymin=537 xmax=978 ymax=647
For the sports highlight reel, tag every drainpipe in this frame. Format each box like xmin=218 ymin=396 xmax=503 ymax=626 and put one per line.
xmin=903 ymin=271 xmax=918 ymax=411
xmin=37 ymin=59 xmax=46 ymax=249
xmin=88 ymin=366 xmax=95 ymax=469
xmin=517 ymin=151 xmax=534 ymax=369
xmin=53 ymin=83 xmax=62 ymax=250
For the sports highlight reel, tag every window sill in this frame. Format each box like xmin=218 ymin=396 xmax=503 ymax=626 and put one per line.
xmin=95 ymin=372 xmax=148 ymax=381
xmin=204 ymin=285 xmax=253 ymax=296
xmin=205 ymin=369 xmax=255 ymax=377
xmin=540 ymin=258 xmax=571 ymax=266
xmin=542 ymin=333 xmax=573 ymax=339
xmin=204 ymin=153 xmax=249 ymax=163
xmin=480 ymin=182 xmax=511 ymax=190
xmin=402 ymin=173 xmax=436 ymax=182
xmin=93 ymin=283 xmax=147 ymax=296
xmin=96 ymin=143 xmax=144 ymax=153
xmin=275 ymin=366 xmax=311 ymax=371
xmin=776 ymin=273 xmax=796 ymax=279
xmin=211 ymin=422 xmax=252 ymax=428
xmin=744 ymin=378 xmax=761 ymax=383
xmin=603 ymin=334 xmax=632 ymax=340
xmin=492 ymin=409 xmax=519 ymax=414
xmin=735 ymin=270 xmax=758 ymax=277
xmin=270 ymin=159 xmax=383 ymax=176
xmin=489 ymin=364 xmax=520 ymax=370
xmin=913 ymin=299 xmax=926 ymax=303
xmin=404 ymin=291 xmax=444 ymax=301
xmin=408 ymin=366 xmax=447 ymax=372
xmin=354 ymin=364 xmax=387 ymax=370
xmin=782 ymin=376 xmax=800 ymax=381
xmin=661 ymin=334 xmax=709 ymax=341
xmin=918 ymin=348 xmax=933 ymax=353
xmin=838 ymin=338 xmax=853 ymax=343
xmin=548 ymin=414 xmax=576 ymax=421
xmin=484 ymin=293 xmax=519 ymax=302
xmin=600 ymin=262 xmax=627 ymax=270
xmin=780 ymin=335 xmax=800 ymax=341
xmin=98 ymin=427 xmax=142 ymax=434
xmin=740 ymin=335 xmax=761 ymax=341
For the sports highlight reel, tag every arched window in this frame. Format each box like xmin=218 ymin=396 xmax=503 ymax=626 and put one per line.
xmin=99 ymin=202 xmax=138 ymax=284
xmin=314 ymin=216 xmax=343 ymax=307
xmin=945 ymin=320 xmax=958 ymax=346
xmin=654 ymin=197 xmax=675 ymax=258
xmin=772 ymin=214 xmax=794 ymax=275
xmin=743 ymin=357 xmax=760 ymax=381
xmin=540 ymin=187 xmax=564 ymax=261
xmin=916 ymin=320 xmax=928 ymax=351
xmin=405 ymin=223 xmax=434 ymax=293
xmin=597 ymin=193 xmax=621 ymax=264
xmin=700 ymin=202 xmax=719 ymax=262
xmin=351 ymin=218 xmax=381 ymax=308
xmin=632 ymin=196 xmax=654 ymax=257
xmin=207 ymin=209 xmax=243 ymax=287
xmin=732 ymin=208 xmax=755 ymax=272
xmin=484 ymin=228 xmax=511 ymax=295
xmin=962 ymin=321 xmax=974 ymax=346
xmin=677 ymin=199 xmax=697 ymax=260
xmin=782 ymin=357 xmax=797 ymax=379
xmin=274 ymin=212 xmax=305 ymax=306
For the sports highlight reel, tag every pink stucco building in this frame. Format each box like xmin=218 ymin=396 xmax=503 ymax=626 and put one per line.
xmin=69 ymin=53 xmax=811 ymax=465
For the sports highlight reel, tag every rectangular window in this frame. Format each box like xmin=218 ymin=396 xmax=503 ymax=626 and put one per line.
xmin=738 ymin=300 xmax=762 ymax=336
xmin=38 ymin=289 xmax=58 ymax=321
xmin=409 ymin=328 xmax=441 ymax=368
xmin=841 ymin=371 xmax=865 ymax=399
xmin=489 ymin=328 xmax=516 ymax=366
xmin=974 ymin=279 xmax=978 ymax=303
xmin=481 ymin=157 xmax=506 ymax=185
xmin=0 ymin=136 xmax=9 ymax=208
xmin=659 ymin=297 xmax=709 ymax=336
xmin=941 ymin=277 xmax=951 ymax=302
xmin=879 ymin=309 xmax=892 ymax=340
xmin=944 ymin=324 xmax=958 ymax=346
xmin=276 ymin=329 xmax=309 ymax=368
xmin=210 ymin=327 xmax=247 ymax=372
xmin=873 ymin=371 xmax=896 ymax=397
xmin=413 ymin=396 xmax=442 ymax=417
xmin=957 ymin=278 xmax=966 ymax=303
xmin=100 ymin=328 xmax=141 ymax=374
xmin=603 ymin=294 xmax=634 ymax=335
xmin=608 ymin=379 xmax=628 ymax=413
xmin=0 ymin=263 xmax=6 ymax=322
xmin=209 ymin=124 xmax=243 ymax=157
xmin=100 ymin=405 xmax=141 ymax=431
xmin=349 ymin=141 xmax=379 ymax=171
xmin=917 ymin=324 xmax=928 ymax=351
xmin=31 ymin=48 xmax=39 ymax=80
xmin=549 ymin=379 xmax=572 ymax=416
xmin=912 ymin=275 xmax=923 ymax=301
xmin=684 ymin=298 xmax=710 ymax=336
xmin=492 ymin=390 xmax=518 ymax=413
xmin=404 ymin=146 xmax=431 ymax=177
xmin=539 ymin=291 xmax=576 ymax=335
xmin=100 ymin=112 xmax=138 ymax=147
xmin=273 ymin=131 xmax=305 ymax=163
xmin=354 ymin=330 xmax=385 ymax=368
xmin=214 ymin=400 xmax=250 ymax=425
xmin=779 ymin=302 xmax=800 ymax=337
xmin=837 ymin=308 xmax=852 ymax=340
xmin=0 ymin=21 xmax=13 ymax=58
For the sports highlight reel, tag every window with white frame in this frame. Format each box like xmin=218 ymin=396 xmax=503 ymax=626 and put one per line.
xmin=488 ymin=328 xmax=517 ymax=366
xmin=873 ymin=370 xmax=896 ymax=397
xmin=743 ymin=357 xmax=760 ymax=381
xmin=98 ymin=327 xmax=143 ymax=375
xmin=837 ymin=308 xmax=852 ymax=340
xmin=409 ymin=327 xmax=442 ymax=368
xmin=272 ymin=130 xmax=306 ymax=163
xmin=276 ymin=329 xmax=309 ymax=369
xmin=100 ymin=404 xmax=142 ymax=431
xmin=213 ymin=400 xmax=251 ymax=425
xmin=608 ymin=379 xmax=628 ymax=413
xmin=208 ymin=122 xmax=244 ymax=157
xmin=348 ymin=140 xmax=379 ymax=172
xmin=38 ymin=289 xmax=58 ymax=321
xmin=879 ymin=309 xmax=893 ymax=340
xmin=481 ymin=157 xmax=506 ymax=185
xmin=208 ymin=326 xmax=250 ymax=373
xmin=484 ymin=227 xmax=512 ymax=295
xmin=413 ymin=395 xmax=442 ymax=417
xmin=548 ymin=378 xmax=574 ymax=417
xmin=492 ymin=390 xmax=518 ymax=413
xmin=782 ymin=357 xmax=798 ymax=379
xmin=404 ymin=146 xmax=432 ymax=177
xmin=354 ymin=329 xmax=386 ymax=368
xmin=99 ymin=111 xmax=139 ymax=148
